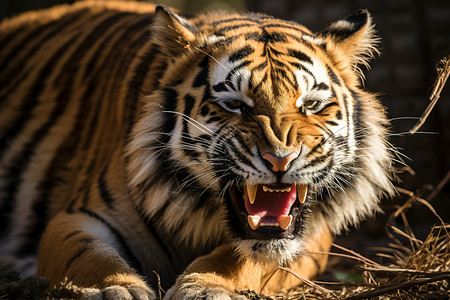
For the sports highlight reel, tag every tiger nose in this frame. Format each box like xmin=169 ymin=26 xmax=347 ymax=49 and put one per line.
xmin=262 ymin=151 xmax=299 ymax=172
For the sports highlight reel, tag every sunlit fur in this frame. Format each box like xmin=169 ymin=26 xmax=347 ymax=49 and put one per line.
xmin=0 ymin=1 xmax=395 ymax=298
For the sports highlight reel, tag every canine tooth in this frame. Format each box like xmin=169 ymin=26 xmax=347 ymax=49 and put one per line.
xmin=296 ymin=184 xmax=308 ymax=203
xmin=277 ymin=215 xmax=292 ymax=230
xmin=247 ymin=184 xmax=257 ymax=204
xmin=247 ymin=215 xmax=261 ymax=230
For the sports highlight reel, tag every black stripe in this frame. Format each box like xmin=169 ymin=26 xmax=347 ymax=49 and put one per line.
xmin=192 ymin=56 xmax=210 ymax=88
xmin=342 ymin=94 xmax=350 ymax=132
xmin=65 ymin=247 xmax=88 ymax=271
xmin=252 ymin=72 xmax=268 ymax=95
xmin=289 ymin=61 xmax=315 ymax=80
xmin=288 ymin=49 xmax=313 ymax=65
xmin=273 ymin=71 xmax=290 ymax=92
xmin=160 ymin=88 xmax=179 ymax=143
xmin=183 ymin=94 xmax=196 ymax=119
xmin=198 ymin=134 xmax=212 ymax=143
xmin=81 ymin=185 xmax=91 ymax=209
xmin=78 ymin=208 xmax=143 ymax=273
xmin=229 ymin=140 xmax=256 ymax=170
xmin=206 ymin=116 xmax=222 ymax=123
xmin=229 ymin=45 xmax=255 ymax=63
xmin=212 ymin=17 xmax=258 ymax=26
xmin=349 ymin=89 xmax=361 ymax=127
xmin=254 ymin=60 xmax=268 ymax=71
xmin=325 ymin=120 xmax=339 ymax=126
xmin=327 ymin=66 xmax=341 ymax=86
xmin=271 ymin=56 xmax=288 ymax=68
xmin=314 ymin=82 xmax=330 ymax=91
xmin=225 ymin=60 xmax=251 ymax=83
xmin=285 ymin=33 xmax=316 ymax=52
xmin=202 ymin=83 xmax=213 ymax=103
xmin=314 ymin=122 xmax=334 ymax=137
xmin=200 ymin=105 xmax=210 ymax=116
xmin=181 ymin=94 xmax=198 ymax=156
xmin=63 ymin=230 xmax=83 ymax=242
xmin=210 ymin=36 xmax=239 ymax=47
xmin=334 ymin=136 xmax=349 ymax=153
xmin=309 ymin=137 xmax=325 ymax=155
xmin=98 ymin=164 xmax=115 ymax=209
xmin=212 ymin=82 xmax=229 ymax=93
xmin=67 ymin=197 xmax=77 ymax=214
xmin=244 ymin=31 xmax=261 ymax=41
xmin=216 ymin=23 xmax=256 ymax=34
xmin=262 ymin=23 xmax=309 ymax=35
xmin=79 ymin=238 xmax=95 ymax=244
xmin=320 ymin=102 xmax=339 ymax=111
xmin=274 ymin=67 xmax=297 ymax=90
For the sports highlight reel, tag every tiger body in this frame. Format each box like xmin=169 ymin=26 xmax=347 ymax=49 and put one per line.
xmin=0 ymin=1 xmax=394 ymax=299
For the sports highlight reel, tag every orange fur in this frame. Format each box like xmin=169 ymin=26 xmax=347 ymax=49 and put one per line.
xmin=170 ymin=220 xmax=332 ymax=297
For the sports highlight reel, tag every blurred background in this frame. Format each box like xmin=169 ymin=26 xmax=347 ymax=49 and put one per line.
xmin=1 ymin=0 xmax=449 ymax=254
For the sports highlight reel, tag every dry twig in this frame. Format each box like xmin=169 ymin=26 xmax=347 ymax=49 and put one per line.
xmin=409 ymin=54 xmax=450 ymax=134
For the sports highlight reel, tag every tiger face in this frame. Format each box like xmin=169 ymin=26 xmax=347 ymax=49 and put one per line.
xmin=206 ymin=33 xmax=353 ymax=240
xmin=130 ymin=6 xmax=394 ymax=262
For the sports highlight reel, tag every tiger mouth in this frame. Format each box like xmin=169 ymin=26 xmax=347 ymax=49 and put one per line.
xmin=230 ymin=183 xmax=307 ymax=239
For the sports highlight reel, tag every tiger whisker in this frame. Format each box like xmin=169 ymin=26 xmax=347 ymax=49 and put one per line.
xmin=163 ymin=111 xmax=216 ymax=135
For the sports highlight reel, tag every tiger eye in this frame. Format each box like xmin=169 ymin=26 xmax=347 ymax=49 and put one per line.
xmin=224 ymin=99 xmax=246 ymax=111
xmin=303 ymin=100 xmax=321 ymax=110
xmin=226 ymin=100 xmax=243 ymax=109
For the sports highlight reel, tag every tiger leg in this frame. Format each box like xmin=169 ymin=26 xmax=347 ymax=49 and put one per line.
xmin=166 ymin=222 xmax=332 ymax=299
xmin=38 ymin=211 xmax=155 ymax=300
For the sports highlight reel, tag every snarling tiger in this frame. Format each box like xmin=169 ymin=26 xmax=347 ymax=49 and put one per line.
xmin=0 ymin=1 xmax=395 ymax=299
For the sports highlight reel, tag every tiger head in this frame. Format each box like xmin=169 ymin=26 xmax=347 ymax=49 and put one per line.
xmin=127 ymin=6 xmax=394 ymax=262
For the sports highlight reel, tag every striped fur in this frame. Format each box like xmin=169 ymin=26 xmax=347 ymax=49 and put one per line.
xmin=0 ymin=2 xmax=395 ymax=299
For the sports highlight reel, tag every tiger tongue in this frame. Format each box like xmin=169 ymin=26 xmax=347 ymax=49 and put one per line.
xmin=244 ymin=184 xmax=297 ymax=218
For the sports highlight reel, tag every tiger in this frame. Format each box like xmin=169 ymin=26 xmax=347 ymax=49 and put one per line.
xmin=0 ymin=1 xmax=395 ymax=299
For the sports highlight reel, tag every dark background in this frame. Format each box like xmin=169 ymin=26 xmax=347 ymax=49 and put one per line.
xmin=1 ymin=0 xmax=449 ymax=252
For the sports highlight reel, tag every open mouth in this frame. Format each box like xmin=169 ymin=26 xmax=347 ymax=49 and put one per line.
xmin=230 ymin=183 xmax=307 ymax=239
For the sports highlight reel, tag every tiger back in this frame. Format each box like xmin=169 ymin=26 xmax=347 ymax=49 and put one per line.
xmin=0 ymin=1 xmax=394 ymax=299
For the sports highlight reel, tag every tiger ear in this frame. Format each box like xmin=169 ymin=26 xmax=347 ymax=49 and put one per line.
xmin=152 ymin=5 xmax=197 ymax=55
xmin=321 ymin=9 xmax=378 ymax=69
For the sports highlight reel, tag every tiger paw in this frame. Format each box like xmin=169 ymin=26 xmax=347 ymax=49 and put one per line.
xmin=166 ymin=283 xmax=248 ymax=300
xmin=80 ymin=285 xmax=156 ymax=300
